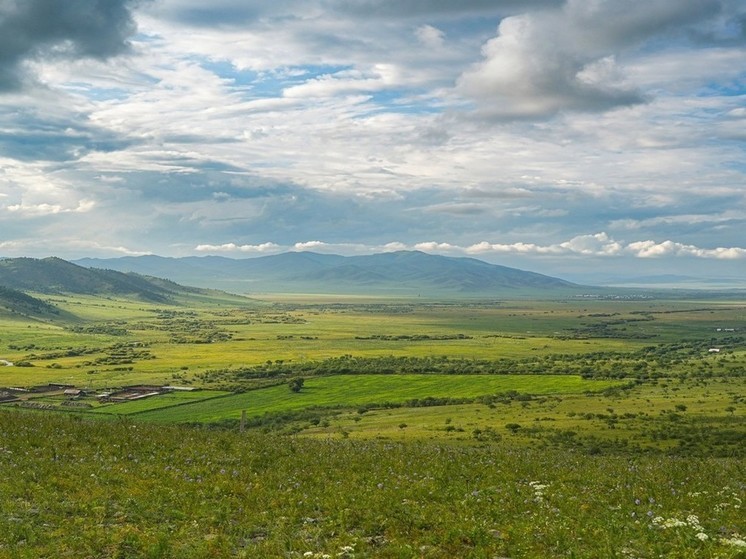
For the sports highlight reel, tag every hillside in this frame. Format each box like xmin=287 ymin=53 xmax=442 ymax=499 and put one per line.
xmin=0 ymin=285 xmax=60 ymax=318
xmin=0 ymin=257 xmax=189 ymax=303
xmin=75 ymin=251 xmax=583 ymax=296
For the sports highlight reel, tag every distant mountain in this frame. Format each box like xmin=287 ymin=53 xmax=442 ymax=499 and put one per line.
xmin=0 ymin=257 xmax=193 ymax=303
xmin=75 ymin=251 xmax=583 ymax=296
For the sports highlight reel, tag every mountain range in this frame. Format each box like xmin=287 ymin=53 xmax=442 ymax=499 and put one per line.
xmin=74 ymin=251 xmax=582 ymax=296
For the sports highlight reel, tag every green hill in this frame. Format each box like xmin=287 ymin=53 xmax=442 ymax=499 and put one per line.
xmin=0 ymin=285 xmax=60 ymax=318
xmin=0 ymin=257 xmax=188 ymax=303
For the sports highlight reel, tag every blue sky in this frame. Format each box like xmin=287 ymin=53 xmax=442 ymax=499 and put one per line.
xmin=0 ymin=0 xmax=744 ymax=283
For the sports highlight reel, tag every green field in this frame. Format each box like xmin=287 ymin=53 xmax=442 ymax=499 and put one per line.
xmin=0 ymin=291 xmax=744 ymax=557
xmin=90 ymin=390 xmax=231 ymax=415
xmin=129 ymin=374 xmax=621 ymax=423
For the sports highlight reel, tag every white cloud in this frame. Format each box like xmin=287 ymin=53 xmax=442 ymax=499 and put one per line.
xmin=283 ymin=65 xmax=402 ymax=98
xmin=456 ymin=0 xmax=729 ymax=119
xmin=626 ymin=240 xmax=746 ymax=259
xmin=456 ymin=12 xmax=644 ymax=118
xmin=459 ymin=233 xmax=746 ymax=260
xmin=294 ymin=241 xmax=329 ymax=251
xmin=414 ymin=241 xmax=460 ymax=252
xmin=195 ymin=242 xmax=281 ymax=253
xmin=415 ymin=25 xmax=446 ymax=49
xmin=0 ymin=238 xmax=149 ymax=257
xmin=6 ymin=199 xmax=95 ymax=216
xmin=192 ymin=234 xmax=746 ymax=260
xmin=610 ymin=210 xmax=746 ymax=230
xmin=381 ymin=242 xmax=408 ymax=252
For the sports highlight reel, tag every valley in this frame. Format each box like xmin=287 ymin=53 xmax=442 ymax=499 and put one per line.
xmin=0 ymin=256 xmax=744 ymax=557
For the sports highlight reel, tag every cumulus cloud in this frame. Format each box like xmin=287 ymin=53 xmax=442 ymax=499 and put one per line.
xmin=414 ymin=241 xmax=459 ymax=252
xmin=192 ymin=234 xmax=746 ymax=260
xmin=294 ymin=241 xmax=329 ymax=251
xmin=626 ymin=240 xmax=746 ymax=259
xmin=466 ymin=233 xmax=746 ymax=259
xmin=457 ymin=0 xmax=723 ymax=118
xmin=0 ymin=0 xmax=142 ymax=91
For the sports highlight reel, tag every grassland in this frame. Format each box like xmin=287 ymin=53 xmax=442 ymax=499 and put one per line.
xmin=1 ymin=410 xmax=744 ymax=558
xmin=0 ymin=290 xmax=744 ymax=557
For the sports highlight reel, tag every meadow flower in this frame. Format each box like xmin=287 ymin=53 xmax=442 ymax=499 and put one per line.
xmin=721 ymin=536 xmax=746 ymax=548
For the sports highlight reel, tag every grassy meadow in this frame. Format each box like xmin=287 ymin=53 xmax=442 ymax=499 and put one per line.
xmin=0 ymin=291 xmax=744 ymax=557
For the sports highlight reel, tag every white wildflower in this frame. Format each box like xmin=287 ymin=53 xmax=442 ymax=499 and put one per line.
xmin=722 ymin=536 xmax=746 ymax=548
xmin=686 ymin=515 xmax=704 ymax=531
xmin=695 ymin=532 xmax=709 ymax=541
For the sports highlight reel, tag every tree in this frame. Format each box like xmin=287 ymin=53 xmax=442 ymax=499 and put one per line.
xmin=288 ymin=378 xmax=304 ymax=393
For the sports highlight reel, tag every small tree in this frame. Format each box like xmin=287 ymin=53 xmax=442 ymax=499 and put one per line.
xmin=288 ymin=377 xmax=304 ymax=392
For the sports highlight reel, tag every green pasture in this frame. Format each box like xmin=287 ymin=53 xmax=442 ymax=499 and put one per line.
xmin=299 ymin=377 xmax=744 ymax=452
xmin=2 ymin=410 xmax=744 ymax=558
xmin=132 ymin=374 xmax=623 ymax=423
xmin=91 ymin=390 xmax=230 ymax=415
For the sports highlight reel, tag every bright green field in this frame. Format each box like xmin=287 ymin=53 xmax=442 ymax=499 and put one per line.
xmin=90 ymin=390 xmax=231 ymax=415
xmin=131 ymin=375 xmax=622 ymax=423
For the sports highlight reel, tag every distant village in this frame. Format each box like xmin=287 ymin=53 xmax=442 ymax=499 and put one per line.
xmin=0 ymin=383 xmax=197 ymax=408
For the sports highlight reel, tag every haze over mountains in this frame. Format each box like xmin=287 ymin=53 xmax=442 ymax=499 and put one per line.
xmin=74 ymin=251 xmax=581 ymax=296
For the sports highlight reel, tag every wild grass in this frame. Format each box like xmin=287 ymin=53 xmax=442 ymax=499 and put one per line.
xmin=1 ymin=410 xmax=744 ymax=558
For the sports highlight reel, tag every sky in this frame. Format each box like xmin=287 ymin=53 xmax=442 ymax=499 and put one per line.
xmin=0 ymin=0 xmax=745 ymax=283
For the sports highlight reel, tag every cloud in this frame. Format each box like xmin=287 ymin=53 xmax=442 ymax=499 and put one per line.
xmin=457 ymin=17 xmax=640 ymax=118
xmin=195 ymin=242 xmax=281 ymax=253
xmin=456 ymin=0 xmax=724 ymax=118
xmin=415 ymin=25 xmax=446 ymax=49
xmin=0 ymin=238 xmax=149 ymax=257
xmin=6 ymin=199 xmax=95 ymax=217
xmin=0 ymin=0 xmax=142 ymax=91
xmin=609 ymin=210 xmax=745 ymax=230
xmin=465 ymin=233 xmax=746 ymax=259
xmin=0 ymin=0 xmax=743 ymax=278
xmin=191 ymin=233 xmax=746 ymax=260
xmin=331 ymin=0 xmax=563 ymax=19
xmin=626 ymin=240 xmax=746 ymax=259
xmin=414 ymin=241 xmax=460 ymax=252
xmin=294 ymin=241 xmax=328 ymax=251
xmin=282 ymin=65 xmax=400 ymax=98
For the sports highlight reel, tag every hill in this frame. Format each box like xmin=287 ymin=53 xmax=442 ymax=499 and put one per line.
xmin=0 ymin=257 xmax=193 ymax=303
xmin=0 ymin=285 xmax=61 ymax=318
xmin=75 ymin=251 xmax=582 ymax=296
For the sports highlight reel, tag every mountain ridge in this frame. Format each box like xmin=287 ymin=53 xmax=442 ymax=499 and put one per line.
xmin=0 ymin=257 xmax=204 ymax=303
xmin=74 ymin=250 xmax=583 ymax=296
